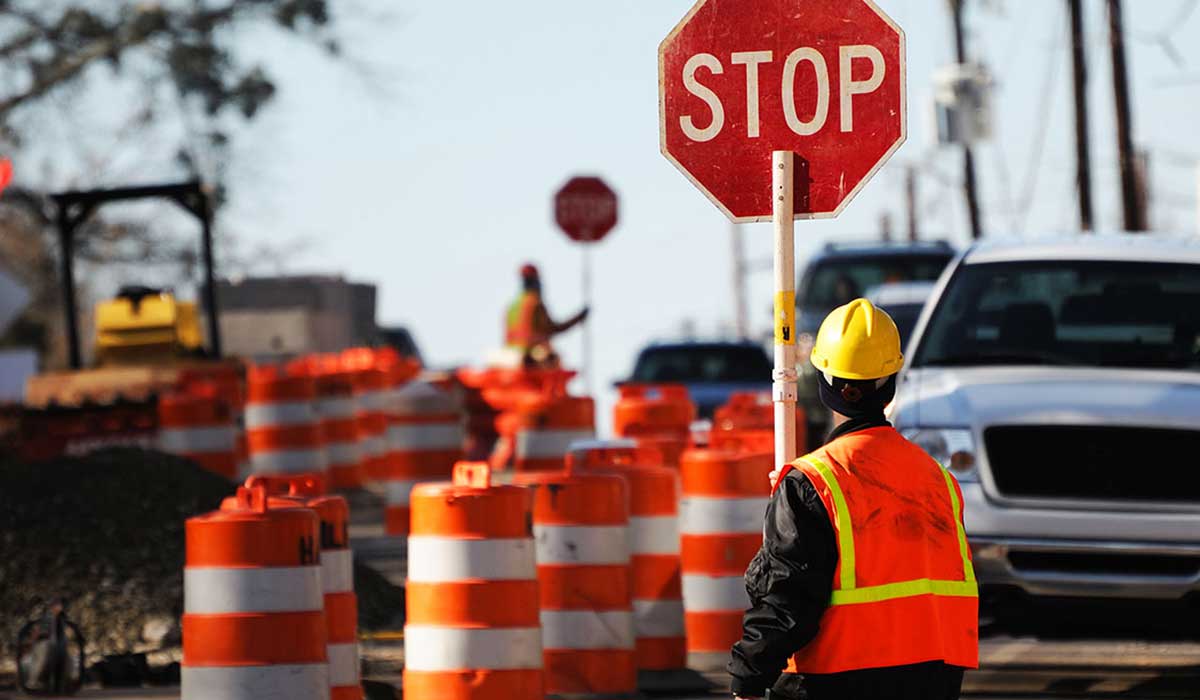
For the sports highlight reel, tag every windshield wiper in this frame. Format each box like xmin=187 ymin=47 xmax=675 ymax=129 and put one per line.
xmin=921 ymin=352 xmax=1071 ymax=368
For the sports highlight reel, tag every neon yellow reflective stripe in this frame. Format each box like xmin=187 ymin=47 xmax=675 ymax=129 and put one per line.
xmin=940 ymin=466 xmax=977 ymax=583
xmin=830 ymin=578 xmax=978 ymax=606
xmin=799 ymin=456 xmax=855 ymax=590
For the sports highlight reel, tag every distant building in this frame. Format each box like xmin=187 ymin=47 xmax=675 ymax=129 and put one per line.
xmin=214 ymin=275 xmax=380 ymax=361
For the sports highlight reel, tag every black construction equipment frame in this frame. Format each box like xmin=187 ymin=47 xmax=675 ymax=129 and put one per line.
xmin=50 ymin=181 xmax=222 ymax=369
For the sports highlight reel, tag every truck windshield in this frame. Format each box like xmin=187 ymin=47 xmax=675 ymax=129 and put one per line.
xmin=632 ymin=345 xmax=772 ymax=383
xmin=801 ymin=255 xmax=951 ymax=313
xmin=914 ymin=261 xmax=1200 ymax=370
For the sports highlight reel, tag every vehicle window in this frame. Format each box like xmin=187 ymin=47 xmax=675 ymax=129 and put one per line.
xmin=878 ymin=303 xmax=923 ymax=351
xmin=913 ymin=261 xmax=1200 ymax=370
xmin=802 ymin=255 xmax=952 ymax=312
xmin=632 ymin=346 xmax=772 ymax=383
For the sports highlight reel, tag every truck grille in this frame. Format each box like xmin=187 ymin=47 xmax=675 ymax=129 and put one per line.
xmin=984 ymin=426 xmax=1200 ymax=503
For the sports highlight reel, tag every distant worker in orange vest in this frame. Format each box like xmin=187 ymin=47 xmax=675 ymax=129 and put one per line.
xmin=729 ymin=298 xmax=978 ymax=700
xmin=505 ymin=263 xmax=588 ymax=368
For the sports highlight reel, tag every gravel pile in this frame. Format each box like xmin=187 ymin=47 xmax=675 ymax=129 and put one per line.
xmin=0 ymin=448 xmax=405 ymax=664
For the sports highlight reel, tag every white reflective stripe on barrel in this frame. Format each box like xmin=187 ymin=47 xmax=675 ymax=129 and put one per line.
xmin=182 ymin=664 xmax=329 ymax=700
xmin=159 ymin=426 xmax=236 ymax=454
xmin=245 ymin=402 xmax=318 ymax=428
xmin=681 ymin=574 xmax=750 ymax=612
xmin=320 ymin=549 xmax=354 ymax=594
xmin=629 ymin=515 xmax=681 ymax=555
xmin=388 ymin=423 xmax=463 ymax=451
xmin=404 ymin=626 xmax=543 ymax=671
xmin=407 ymin=537 xmax=536 ymax=582
xmin=316 ymin=398 xmax=357 ymax=419
xmin=361 ymin=435 xmax=388 ymax=458
xmin=516 ymin=429 xmax=595 ymax=459
xmin=633 ymin=599 xmax=686 ymax=638
xmin=360 ymin=390 xmax=389 ymax=412
xmin=540 ymin=610 xmax=636 ymax=650
xmin=534 ymin=525 xmax=629 ymax=566
xmin=249 ymin=449 xmax=327 ymax=475
xmin=680 ymin=496 xmax=767 ymax=535
xmin=327 ymin=642 xmax=360 ymax=687
xmin=184 ymin=567 xmax=323 ymax=614
xmin=384 ymin=480 xmax=422 ymax=507
xmin=324 ymin=442 xmax=359 ymax=466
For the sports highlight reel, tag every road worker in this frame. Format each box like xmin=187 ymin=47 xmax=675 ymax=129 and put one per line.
xmin=729 ymin=298 xmax=978 ymax=700
xmin=504 ymin=263 xmax=588 ymax=368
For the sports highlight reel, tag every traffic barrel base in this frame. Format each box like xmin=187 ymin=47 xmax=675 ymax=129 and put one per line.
xmin=404 ymin=463 xmax=543 ymax=700
xmin=183 ymin=485 xmax=328 ymax=700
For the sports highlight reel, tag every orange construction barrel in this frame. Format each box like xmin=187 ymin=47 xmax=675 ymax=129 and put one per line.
xmin=158 ymin=387 xmax=238 ymax=480
xmin=513 ymin=394 xmax=595 ymax=472
xmin=404 ymin=463 xmax=542 ymax=699
xmin=515 ymin=463 xmax=636 ymax=698
xmin=678 ymin=445 xmax=772 ymax=670
xmin=245 ymin=366 xmax=328 ymax=482
xmin=183 ymin=485 xmax=328 ymax=699
xmin=613 ymin=384 xmax=696 ymax=467
xmin=567 ymin=441 xmax=686 ymax=672
xmin=383 ymin=379 xmax=465 ymax=536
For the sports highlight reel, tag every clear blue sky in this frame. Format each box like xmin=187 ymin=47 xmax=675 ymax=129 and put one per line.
xmin=216 ymin=0 xmax=1199 ymax=420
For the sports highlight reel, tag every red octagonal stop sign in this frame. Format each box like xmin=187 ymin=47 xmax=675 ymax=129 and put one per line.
xmin=554 ymin=176 xmax=619 ymax=244
xmin=659 ymin=0 xmax=906 ymax=222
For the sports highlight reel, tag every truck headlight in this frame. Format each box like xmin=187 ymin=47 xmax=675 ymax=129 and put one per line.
xmin=904 ymin=428 xmax=978 ymax=482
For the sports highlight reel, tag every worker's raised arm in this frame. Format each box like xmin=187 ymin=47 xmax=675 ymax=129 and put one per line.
xmin=549 ymin=306 xmax=589 ymax=335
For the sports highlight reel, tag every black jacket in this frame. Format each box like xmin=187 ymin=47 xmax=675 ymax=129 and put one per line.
xmin=727 ymin=418 xmax=966 ymax=700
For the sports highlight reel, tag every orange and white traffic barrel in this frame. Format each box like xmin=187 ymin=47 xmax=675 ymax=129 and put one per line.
xmin=678 ymin=446 xmax=772 ymax=670
xmin=159 ymin=388 xmax=238 ymax=479
xmin=567 ymin=441 xmax=686 ymax=672
xmin=245 ymin=367 xmax=328 ymax=481
xmin=404 ymin=463 xmax=542 ymax=699
xmin=712 ymin=391 xmax=806 ymax=455
xmin=348 ymin=366 xmax=390 ymax=487
xmin=183 ymin=485 xmax=327 ymax=699
xmin=613 ymin=384 xmax=696 ymax=467
xmin=512 ymin=394 xmax=595 ymax=472
xmin=383 ymin=379 xmax=464 ymax=536
xmin=515 ymin=463 xmax=636 ymax=697
xmin=314 ymin=369 xmax=365 ymax=491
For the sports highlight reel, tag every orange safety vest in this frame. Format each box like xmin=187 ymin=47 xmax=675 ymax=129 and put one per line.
xmin=505 ymin=291 xmax=547 ymax=351
xmin=773 ymin=427 xmax=979 ymax=675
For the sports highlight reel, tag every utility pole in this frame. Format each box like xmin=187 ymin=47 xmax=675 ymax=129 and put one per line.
xmin=880 ymin=213 xmax=893 ymax=243
xmin=906 ymin=166 xmax=919 ymax=242
xmin=730 ymin=222 xmax=749 ymax=340
xmin=1108 ymin=0 xmax=1144 ymax=231
xmin=950 ymin=0 xmax=983 ymax=240
xmin=1068 ymin=0 xmax=1095 ymax=231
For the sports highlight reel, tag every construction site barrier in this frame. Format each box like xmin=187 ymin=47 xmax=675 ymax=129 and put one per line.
xmin=513 ymin=394 xmax=595 ymax=472
xmin=613 ymin=384 xmax=696 ymax=467
xmin=313 ymin=368 xmax=365 ymax=492
xmin=245 ymin=367 xmax=328 ymax=481
xmin=678 ymin=445 xmax=772 ymax=670
xmin=567 ymin=441 xmax=686 ymax=672
xmin=384 ymin=379 xmax=465 ymax=536
xmin=158 ymin=387 xmax=238 ymax=480
xmin=183 ymin=485 xmax=328 ymax=700
xmin=516 ymin=462 xmax=636 ymax=698
xmin=404 ymin=463 xmax=543 ymax=699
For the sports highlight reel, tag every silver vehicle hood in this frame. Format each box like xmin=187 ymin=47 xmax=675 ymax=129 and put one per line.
xmin=899 ymin=367 xmax=1200 ymax=430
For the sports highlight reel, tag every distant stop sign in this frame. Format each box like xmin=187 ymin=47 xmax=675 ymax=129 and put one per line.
xmin=659 ymin=0 xmax=906 ymax=222
xmin=554 ymin=177 xmax=619 ymax=244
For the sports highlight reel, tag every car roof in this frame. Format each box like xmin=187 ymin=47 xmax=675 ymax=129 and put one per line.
xmin=812 ymin=240 xmax=956 ymax=260
xmin=964 ymin=233 xmax=1200 ymax=265
xmin=640 ymin=340 xmax=766 ymax=352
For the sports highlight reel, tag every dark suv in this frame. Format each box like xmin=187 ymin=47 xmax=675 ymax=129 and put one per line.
xmin=796 ymin=241 xmax=956 ymax=446
xmin=627 ymin=341 xmax=772 ymax=419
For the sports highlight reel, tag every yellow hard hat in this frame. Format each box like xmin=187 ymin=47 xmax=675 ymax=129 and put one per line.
xmin=810 ymin=298 xmax=904 ymax=381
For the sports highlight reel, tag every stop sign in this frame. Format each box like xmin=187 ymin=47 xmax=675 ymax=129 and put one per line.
xmin=659 ymin=0 xmax=906 ymax=222
xmin=554 ymin=177 xmax=619 ymax=244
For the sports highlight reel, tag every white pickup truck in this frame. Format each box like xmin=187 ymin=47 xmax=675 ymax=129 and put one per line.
xmin=892 ymin=235 xmax=1200 ymax=607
